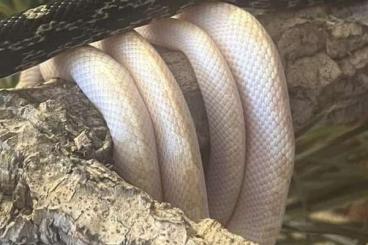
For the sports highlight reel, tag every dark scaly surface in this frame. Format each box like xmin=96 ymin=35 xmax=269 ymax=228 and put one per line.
xmin=0 ymin=0 xmax=200 ymax=78
xmin=0 ymin=0 xmax=358 ymax=78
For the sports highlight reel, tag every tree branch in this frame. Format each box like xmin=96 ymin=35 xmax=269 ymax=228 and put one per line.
xmin=1 ymin=1 xmax=367 ymax=243
xmin=0 ymin=82 xmax=255 ymax=244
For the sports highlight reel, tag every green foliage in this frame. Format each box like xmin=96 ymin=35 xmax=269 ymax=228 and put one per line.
xmin=0 ymin=0 xmax=43 ymax=17
xmin=0 ymin=74 xmax=18 ymax=88
xmin=280 ymin=119 xmax=368 ymax=244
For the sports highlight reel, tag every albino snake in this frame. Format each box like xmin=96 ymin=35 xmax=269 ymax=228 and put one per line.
xmin=19 ymin=2 xmax=295 ymax=245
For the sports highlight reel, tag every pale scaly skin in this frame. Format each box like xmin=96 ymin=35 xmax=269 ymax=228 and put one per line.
xmin=39 ymin=46 xmax=163 ymax=202
xmin=17 ymin=66 xmax=43 ymax=88
xmin=137 ymin=18 xmax=246 ymax=225
xmin=182 ymin=3 xmax=295 ymax=245
xmin=100 ymin=32 xmax=209 ymax=220
xmin=33 ymin=3 xmax=295 ymax=243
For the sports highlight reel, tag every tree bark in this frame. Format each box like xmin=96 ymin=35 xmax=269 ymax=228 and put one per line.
xmin=1 ymin=0 xmax=367 ymax=244
xmin=0 ymin=81 xmax=255 ymax=244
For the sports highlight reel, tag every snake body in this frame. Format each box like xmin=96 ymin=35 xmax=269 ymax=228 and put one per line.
xmin=181 ymin=4 xmax=294 ymax=243
xmin=136 ymin=19 xmax=246 ymax=225
xmin=40 ymin=46 xmax=163 ymax=202
xmin=0 ymin=0 xmax=356 ymax=78
xmin=37 ymin=2 xmax=295 ymax=244
xmin=3 ymin=0 xmax=356 ymax=244
xmin=17 ymin=66 xmax=42 ymax=88
xmin=100 ymin=32 xmax=210 ymax=220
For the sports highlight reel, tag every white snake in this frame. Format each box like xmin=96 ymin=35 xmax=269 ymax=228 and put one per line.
xmin=21 ymin=2 xmax=295 ymax=244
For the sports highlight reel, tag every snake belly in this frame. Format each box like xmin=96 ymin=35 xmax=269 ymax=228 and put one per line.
xmin=31 ymin=2 xmax=295 ymax=245
xmin=181 ymin=3 xmax=295 ymax=244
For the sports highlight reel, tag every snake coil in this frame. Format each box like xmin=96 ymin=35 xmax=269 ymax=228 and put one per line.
xmin=1 ymin=0 xmax=358 ymax=244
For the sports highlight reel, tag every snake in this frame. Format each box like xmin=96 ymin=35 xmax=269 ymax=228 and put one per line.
xmin=0 ymin=0 xmax=355 ymax=79
xmin=1 ymin=0 xmax=357 ymax=244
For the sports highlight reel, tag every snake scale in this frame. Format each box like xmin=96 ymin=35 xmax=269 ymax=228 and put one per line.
xmin=0 ymin=0 xmax=359 ymax=245
xmin=0 ymin=0 xmax=355 ymax=78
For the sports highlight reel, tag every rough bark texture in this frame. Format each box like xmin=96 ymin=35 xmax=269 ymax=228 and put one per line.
xmin=264 ymin=1 xmax=368 ymax=132
xmin=0 ymin=0 xmax=367 ymax=244
xmin=0 ymin=81 xmax=255 ymax=244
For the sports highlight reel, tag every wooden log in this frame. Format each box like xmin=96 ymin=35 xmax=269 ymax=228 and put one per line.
xmin=0 ymin=82 xmax=255 ymax=244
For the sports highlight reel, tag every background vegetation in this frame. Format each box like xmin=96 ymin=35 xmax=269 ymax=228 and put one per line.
xmin=0 ymin=1 xmax=367 ymax=244
xmin=0 ymin=0 xmax=42 ymax=17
